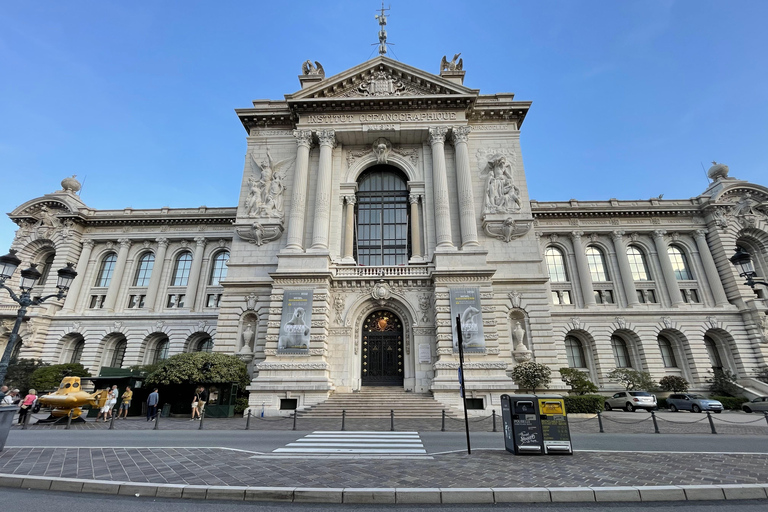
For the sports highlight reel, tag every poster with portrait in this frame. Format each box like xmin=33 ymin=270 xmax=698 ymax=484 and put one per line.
xmin=449 ymin=287 xmax=485 ymax=352
xmin=278 ymin=290 xmax=313 ymax=350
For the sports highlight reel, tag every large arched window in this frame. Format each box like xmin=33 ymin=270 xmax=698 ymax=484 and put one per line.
xmin=134 ymin=252 xmax=155 ymax=287
xmin=545 ymin=247 xmax=568 ymax=282
xmin=196 ymin=337 xmax=214 ymax=353
xmin=209 ymin=251 xmax=229 ymax=286
xmin=565 ymin=335 xmax=586 ymax=368
xmin=704 ymin=335 xmax=724 ymax=369
xmin=657 ymin=334 xmax=678 ymax=368
xmin=36 ymin=253 xmax=56 ymax=288
xmin=611 ymin=335 xmax=632 ymax=368
xmin=70 ymin=340 xmax=85 ymax=364
xmin=172 ymin=252 xmax=193 ymax=286
xmin=152 ymin=339 xmax=169 ymax=364
xmin=585 ymin=246 xmax=609 ymax=281
xmin=110 ymin=340 xmax=127 ymax=368
xmin=355 ymin=166 xmax=409 ymax=266
xmin=96 ymin=253 xmax=117 ymax=287
xmin=627 ymin=246 xmax=650 ymax=281
xmin=668 ymin=246 xmax=693 ymax=280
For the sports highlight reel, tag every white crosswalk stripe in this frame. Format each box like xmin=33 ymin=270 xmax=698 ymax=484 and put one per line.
xmin=272 ymin=431 xmax=427 ymax=455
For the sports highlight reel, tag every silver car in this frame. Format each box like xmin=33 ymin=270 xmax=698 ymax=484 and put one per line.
xmin=604 ymin=391 xmax=657 ymax=412
xmin=742 ymin=397 xmax=768 ymax=413
xmin=666 ymin=393 xmax=723 ymax=413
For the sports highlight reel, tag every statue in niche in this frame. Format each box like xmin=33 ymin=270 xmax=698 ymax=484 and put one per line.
xmin=441 ymin=53 xmax=463 ymax=71
xmin=372 ymin=137 xmax=392 ymax=164
xmin=512 ymin=321 xmax=527 ymax=351
xmin=302 ymin=60 xmax=325 ymax=77
xmin=246 ymin=147 xmax=294 ymax=219
xmin=240 ymin=323 xmax=255 ymax=353
xmin=483 ymin=155 xmax=521 ymax=214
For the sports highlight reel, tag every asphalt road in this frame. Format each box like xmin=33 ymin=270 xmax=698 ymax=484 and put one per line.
xmin=1 ymin=488 xmax=766 ymax=512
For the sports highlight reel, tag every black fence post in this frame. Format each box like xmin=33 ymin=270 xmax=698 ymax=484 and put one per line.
xmin=706 ymin=411 xmax=717 ymax=434
xmin=65 ymin=410 xmax=73 ymax=430
xmin=109 ymin=410 xmax=116 ymax=430
xmin=198 ymin=409 xmax=205 ymax=430
xmin=492 ymin=409 xmax=497 ymax=432
xmin=341 ymin=410 xmax=346 ymax=431
xmin=245 ymin=410 xmax=251 ymax=430
xmin=292 ymin=410 xmax=297 ymax=431
xmin=764 ymin=412 xmax=768 ymax=429
xmin=390 ymin=409 xmax=395 ymax=431
xmin=153 ymin=406 xmax=161 ymax=430
xmin=651 ymin=410 xmax=660 ymax=434
xmin=441 ymin=409 xmax=446 ymax=432
xmin=597 ymin=411 xmax=604 ymax=433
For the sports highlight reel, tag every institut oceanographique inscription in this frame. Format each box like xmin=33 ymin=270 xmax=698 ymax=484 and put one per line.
xmin=303 ymin=112 xmax=459 ymax=124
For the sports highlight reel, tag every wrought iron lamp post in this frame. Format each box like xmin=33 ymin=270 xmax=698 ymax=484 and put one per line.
xmin=730 ymin=247 xmax=768 ymax=289
xmin=0 ymin=249 xmax=77 ymax=385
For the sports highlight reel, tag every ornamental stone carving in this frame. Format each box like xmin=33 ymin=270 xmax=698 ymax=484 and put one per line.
xmin=483 ymin=217 xmax=533 ymax=242
xmin=451 ymin=125 xmax=471 ymax=145
xmin=760 ymin=315 xmax=768 ymax=344
xmin=317 ymin=129 xmax=336 ymax=148
xmin=245 ymin=293 xmax=258 ymax=311
xmin=301 ymin=60 xmax=325 ymax=77
xmin=371 ymin=281 xmax=392 ymax=306
xmin=428 ymin=126 xmax=448 ymax=145
xmin=508 ymin=291 xmax=522 ymax=309
xmin=236 ymin=221 xmax=283 ymax=246
xmin=372 ymin=137 xmax=391 ymax=163
xmin=293 ymin=129 xmax=313 ymax=148
xmin=333 ymin=295 xmax=345 ymax=325
xmin=418 ymin=294 xmax=431 ymax=324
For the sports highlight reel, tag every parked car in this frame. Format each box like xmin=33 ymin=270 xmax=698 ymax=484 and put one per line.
xmin=742 ymin=397 xmax=768 ymax=413
xmin=666 ymin=393 xmax=723 ymax=413
xmin=604 ymin=391 xmax=657 ymax=412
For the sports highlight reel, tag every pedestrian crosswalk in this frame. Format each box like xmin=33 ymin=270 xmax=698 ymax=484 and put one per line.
xmin=271 ymin=431 xmax=427 ymax=457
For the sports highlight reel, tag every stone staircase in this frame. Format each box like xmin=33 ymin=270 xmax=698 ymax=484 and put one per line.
xmin=297 ymin=387 xmax=456 ymax=418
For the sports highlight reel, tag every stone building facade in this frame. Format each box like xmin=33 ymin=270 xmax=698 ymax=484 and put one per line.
xmin=2 ymin=56 xmax=768 ymax=415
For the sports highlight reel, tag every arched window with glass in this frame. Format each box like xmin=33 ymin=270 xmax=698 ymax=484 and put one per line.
xmin=70 ymin=340 xmax=85 ymax=364
xmin=545 ymin=247 xmax=568 ymax=282
xmin=196 ymin=337 xmax=214 ymax=353
xmin=134 ymin=252 xmax=155 ymax=287
xmin=96 ymin=253 xmax=117 ymax=287
xmin=611 ymin=335 xmax=632 ymax=368
xmin=209 ymin=251 xmax=229 ymax=286
xmin=585 ymin=246 xmax=609 ymax=281
xmin=171 ymin=251 xmax=193 ymax=286
xmin=627 ymin=246 xmax=650 ymax=281
xmin=657 ymin=334 xmax=678 ymax=368
xmin=355 ymin=166 xmax=409 ymax=266
xmin=668 ymin=246 xmax=693 ymax=280
xmin=152 ymin=339 xmax=170 ymax=364
xmin=110 ymin=340 xmax=127 ymax=368
xmin=704 ymin=335 xmax=724 ymax=369
xmin=565 ymin=335 xmax=586 ymax=368
xmin=36 ymin=252 xmax=56 ymax=288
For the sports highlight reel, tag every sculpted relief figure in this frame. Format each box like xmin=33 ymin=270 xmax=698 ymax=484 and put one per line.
xmin=302 ymin=60 xmax=325 ymax=77
xmin=246 ymin=147 xmax=294 ymax=219
xmin=483 ymin=155 xmax=521 ymax=214
xmin=373 ymin=138 xmax=392 ymax=164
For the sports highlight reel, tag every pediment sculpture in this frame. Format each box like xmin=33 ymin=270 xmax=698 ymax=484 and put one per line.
xmin=302 ymin=60 xmax=325 ymax=77
xmin=441 ymin=53 xmax=463 ymax=71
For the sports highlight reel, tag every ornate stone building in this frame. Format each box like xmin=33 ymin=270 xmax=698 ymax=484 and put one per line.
xmin=2 ymin=55 xmax=768 ymax=415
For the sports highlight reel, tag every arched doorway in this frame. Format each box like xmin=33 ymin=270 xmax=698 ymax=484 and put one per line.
xmin=361 ymin=310 xmax=403 ymax=386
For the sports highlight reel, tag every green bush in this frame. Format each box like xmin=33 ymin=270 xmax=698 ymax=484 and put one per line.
xmin=563 ymin=394 xmax=603 ymax=414
xmin=234 ymin=397 xmax=249 ymax=415
xmin=511 ymin=361 xmax=552 ymax=393
xmin=559 ymin=368 xmax=598 ymax=395
xmin=659 ymin=375 xmax=689 ymax=393
xmin=707 ymin=368 xmax=739 ymax=397
xmin=5 ymin=358 xmax=49 ymax=394
xmin=607 ymin=368 xmax=657 ymax=391
xmin=30 ymin=363 xmax=90 ymax=392
xmin=711 ymin=396 xmax=748 ymax=410
xmin=146 ymin=352 xmax=249 ymax=388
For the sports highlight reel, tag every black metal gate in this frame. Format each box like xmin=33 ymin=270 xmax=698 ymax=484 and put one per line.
xmin=361 ymin=311 xmax=404 ymax=386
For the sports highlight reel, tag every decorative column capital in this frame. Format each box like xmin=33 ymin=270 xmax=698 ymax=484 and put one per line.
xmin=652 ymin=230 xmax=667 ymax=240
xmin=409 ymin=194 xmax=421 ymax=205
xmin=344 ymin=195 xmax=357 ymax=206
xmin=155 ymin=237 xmax=169 ymax=248
xmin=611 ymin=230 xmax=625 ymax=241
xmin=694 ymin=229 xmax=709 ymax=239
xmin=570 ymin=230 xmax=584 ymax=240
xmin=316 ymin=129 xmax=336 ymax=148
xmin=117 ymin=238 xmax=132 ymax=249
xmin=194 ymin=236 xmax=207 ymax=247
xmin=293 ymin=129 xmax=313 ymax=148
xmin=82 ymin=239 xmax=96 ymax=250
xmin=450 ymin=125 xmax=472 ymax=145
xmin=428 ymin=126 xmax=449 ymax=145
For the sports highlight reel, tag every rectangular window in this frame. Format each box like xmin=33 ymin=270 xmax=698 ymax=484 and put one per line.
xmin=637 ymin=290 xmax=646 ymax=303
xmin=89 ymin=295 xmax=105 ymax=309
xmin=206 ymin=294 xmax=222 ymax=308
xmin=681 ymin=290 xmax=689 ymax=303
xmin=464 ymin=398 xmax=485 ymax=410
xmin=647 ymin=290 xmax=656 ymax=303
xmin=603 ymin=290 xmax=614 ymax=304
xmin=552 ymin=291 xmax=561 ymax=304
xmin=689 ymin=289 xmax=699 ymax=303
xmin=594 ymin=290 xmax=602 ymax=304
xmin=280 ymin=399 xmax=298 ymax=410
xmin=129 ymin=295 xmax=146 ymax=308
xmin=561 ymin=291 xmax=572 ymax=305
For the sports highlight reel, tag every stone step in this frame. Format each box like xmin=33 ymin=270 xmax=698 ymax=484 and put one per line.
xmin=298 ymin=387 xmax=458 ymax=418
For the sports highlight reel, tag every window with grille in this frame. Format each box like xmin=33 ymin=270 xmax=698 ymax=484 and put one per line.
xmin=96 ymin=253 xmax=117 ymax=287
xmin=627 ymin=246 xmax=650 ymax=281
xmin=209 ymin=251 xmax=229 ymax=285
xmin=586 ymin=246 xmax=609 ymax=281
xmin=172 ymin=252 xmax=193 ymax=286
xmin=355 ymin=167 xmax=409 ymax=266
xmin=134 ymin=252 xmax=155 ymax=286
xmin=545 ymin=247 xmax=568 ymax=282
xmin=668 ymin=246 xmax=693 ymax=280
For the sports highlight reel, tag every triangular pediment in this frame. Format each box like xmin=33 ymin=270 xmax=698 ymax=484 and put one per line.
xmin=286 ymin=56 xmax=477 ymax=101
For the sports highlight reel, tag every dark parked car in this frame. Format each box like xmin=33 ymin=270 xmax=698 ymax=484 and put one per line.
xmin=666 ymin=393 xmax=723 ymax=413
xmin=604 ymin=391 xmax=657 ymax=412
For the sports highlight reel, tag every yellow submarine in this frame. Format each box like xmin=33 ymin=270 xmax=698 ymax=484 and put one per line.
xmin=38 ymin=376 xmax=108 ymax=420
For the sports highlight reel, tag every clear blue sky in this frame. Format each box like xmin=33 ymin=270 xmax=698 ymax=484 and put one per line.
xmin=1 ymin=1 xmax=766 ymax=250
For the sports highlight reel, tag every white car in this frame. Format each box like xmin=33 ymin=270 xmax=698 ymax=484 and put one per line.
xmin=604 ymin=391 xmax=657 ymax=412
xmin=742 ymin=397 xmax=768 ymax=413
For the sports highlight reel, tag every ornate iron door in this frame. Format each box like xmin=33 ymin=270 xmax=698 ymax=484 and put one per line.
xmin=361 ymin=311 xmax=404 ymax=386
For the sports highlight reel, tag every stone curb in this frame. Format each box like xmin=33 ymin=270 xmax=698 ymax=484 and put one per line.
xmin=1 ymin=474 xmax=767 ymax=503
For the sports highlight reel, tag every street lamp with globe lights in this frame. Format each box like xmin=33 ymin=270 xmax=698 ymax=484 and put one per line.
xmin=730 ymin=247 xmax=768 ymax=289
xmin=0 ymin=249 xmax=78 ymax=385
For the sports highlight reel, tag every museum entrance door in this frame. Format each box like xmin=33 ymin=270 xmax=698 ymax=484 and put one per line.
xmin=361 ymin=310 xmax=404 ymax=386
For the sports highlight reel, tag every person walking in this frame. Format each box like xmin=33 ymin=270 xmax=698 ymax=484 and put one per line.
xmin=146 ymin=388 xmax=159 ymax=421
xmin=197 ymin=386 xmax=208 ymax=419
xmin=190 ymin=388 xmax=201 ymax=420
xmin=118 ymin=386 xmax=132 ymax=418
xmin=17 ymin=389 xmax=37 ymax=425
xmin=104 ymin=385 xmax=118 ymax=422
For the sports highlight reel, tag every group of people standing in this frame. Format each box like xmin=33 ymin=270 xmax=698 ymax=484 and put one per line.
xmin=0 ymin=385 xmax=38 ymax=424
xmin=96 ymin=385 xmax=133 ymax=422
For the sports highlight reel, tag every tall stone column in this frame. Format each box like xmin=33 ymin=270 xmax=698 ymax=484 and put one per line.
xmin=62 ymin=239 xmax=94 ymax=312
xmin=570 ymin=231 xmax=596 ymax=306
xmin=611 ymin=231 xmax=640 ymax=307
xmin=185 ymin=237 xmax=207 ymax=310
xmin=450 ymin=126 xmax=479 ymax=248
xmin=694 ymin=229 xmax=730 ymax=307
xmin=145 ymin=237 xmax=169 ymax=311
xmin=409 ymin=194 xmax=423 ymax=259
xmin=429 ymin=126 xmax=453 ymax=249
xmin=285 ymin=129 xmax=313 ymax=252
xmin=103 ymin=238 xmax=131 ymax=311
xmin=311 ymin=129 xmax=336 ymax=250
xmin=343 ymin=195 xmax=356 ymax=261
xmin=653 ymin=230 xmax=685 ymax=306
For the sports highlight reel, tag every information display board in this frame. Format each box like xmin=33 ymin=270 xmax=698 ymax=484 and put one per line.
xmin=501 ymin=394 xmax=543 ymax=455
xmin=537 ymin=396 xmax=573 ymax=455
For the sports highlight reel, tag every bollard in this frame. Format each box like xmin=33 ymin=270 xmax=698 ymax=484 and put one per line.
xmin=597 ymin=411 xmax=604 ymax=433
xmin=109 ymin=410 xmax=116 ymax=430
xmin=492 ymin=409 xmax=497 ymax=432
xmin=651 ymin=410 xmax=660 ymax=434
xmin=245 ymin=410 xmax=251 ymax=430
xmin=706 ymin=411 xmax=717 ymax=434
xmin=341 ymin=410 xmax=346 ymax=431
xmin=153 ymin=406 xmax=161 ymax=430
xmin=198 ymin=409 xmax=205 ymax=430
xmin=441 ymin=409 xmax=446 ymax=432
xmin=764 ymin=412 xmax=768 ymax=429
xmin=292 ymin=410 xmax=297 ymax=431
xmin=390 ymin=409 xmax=395 ymax=432
xmin=65 ymin=410 xmax=73 ymax=430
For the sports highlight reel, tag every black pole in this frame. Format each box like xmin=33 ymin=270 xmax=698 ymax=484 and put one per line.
xmin=292 ymin=410 xmax=297 ymax=431
xmin=390 ymin=409 xmax=394 ymax=431
xmin=456 ymin=315 xmax=471 ymax=455
xmin=198 ymin=408 xmax=205 ymax=430
xmin=109 ymin=409 xmax=116 ymax=430
xmin=341 ymin=409 xmax=346 ymax=431
xmin=245 ymin=410 xmax=251 ymax=430
xmin=153 ymin=405 xmax=161 ymax=430
xmin=597 ymin=411 xmax=604 ymax=433
xmin=707 ymin=411 xmax=717 ymax=434
xmin=65 ymin=409 xmax=73 ymax=430
xmin=441 ymin=409 xmax=445 ymax=432
xmin=651 ymin=410 xmax=660 ymax=434
xmin=764 ymin=412 xmax=768 ymax=429
xmin=492 ymin=409 xmax=497 ymax=432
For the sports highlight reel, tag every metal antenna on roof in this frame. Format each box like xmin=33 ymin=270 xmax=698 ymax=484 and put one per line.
xmin=373 ymin=3 xmax=394 ymax=56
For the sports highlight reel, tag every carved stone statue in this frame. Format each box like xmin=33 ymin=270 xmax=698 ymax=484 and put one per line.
xmin=512 ymin=321 xmax=527 ymax=351
xmin=372 ymin=138 xmax=392 ymax=164
xmin=246 ymin=147 xmax=294 ymax=219
xmin=302 ymin=60 xmax=325 ymax=77
xmin=245 ymin=293 xmax=258 ymax=311
xmin=760 ymin=314 xmax=768 ymax=344
xmin=240 ymin=323 xmax=255 ymax=353
xmin=483 ymin=155 xmax=521 ymax=214
xmin=441 ymin=53 xmax=463 ymax=71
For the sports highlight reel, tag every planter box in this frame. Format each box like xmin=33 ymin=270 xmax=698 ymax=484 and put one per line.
xmin=0 ymin=406 xmax=19 ymax=451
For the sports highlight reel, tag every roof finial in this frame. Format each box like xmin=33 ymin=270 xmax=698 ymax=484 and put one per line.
xmin=374 ymin=3 xmax=391 ymax=56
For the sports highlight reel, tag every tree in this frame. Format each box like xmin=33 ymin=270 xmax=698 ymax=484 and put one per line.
xmin=511 ymin=361 xmax=552 ymax=393
xmin=146 ymin=352 xmax=249 ymax=389
xmin=5 ymin=358 xmax=49 ymax=394
xmin=559 ymin=368 xmax=598 ymax=395
xmin=30 ymin=363 xmax=91 ymax=392
xmin=658 ymin=375 xmax=689 ymax=393
xmin=707 ymin=368 xmax=739 ymax=397
xmin=607 ymin=368 xmax=656 ymax=391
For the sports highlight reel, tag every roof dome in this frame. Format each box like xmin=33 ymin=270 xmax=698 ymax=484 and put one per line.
xmin=707 ymin=162 xmax=729 ymax=181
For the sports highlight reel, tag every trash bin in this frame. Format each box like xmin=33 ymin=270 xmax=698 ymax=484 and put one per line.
xmin=0 ymin=406 xmax=19 ymax=452
xmin=161 ymin=403 xmax=171 ymax=418
xmin=537 ymin=395 xmax=573 ymax=455
xmin=500 ymin=394 xmax=544 ymax=455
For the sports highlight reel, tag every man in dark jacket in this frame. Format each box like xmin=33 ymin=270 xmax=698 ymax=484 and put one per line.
xmin=146 ymin=388 xmax=159 ymax=421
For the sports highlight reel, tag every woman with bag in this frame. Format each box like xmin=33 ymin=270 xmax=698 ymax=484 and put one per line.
xmin=17 ymin=389 xmax=37 ymax=425
xmin=190 ymin=388 xmax=201 ymax=420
